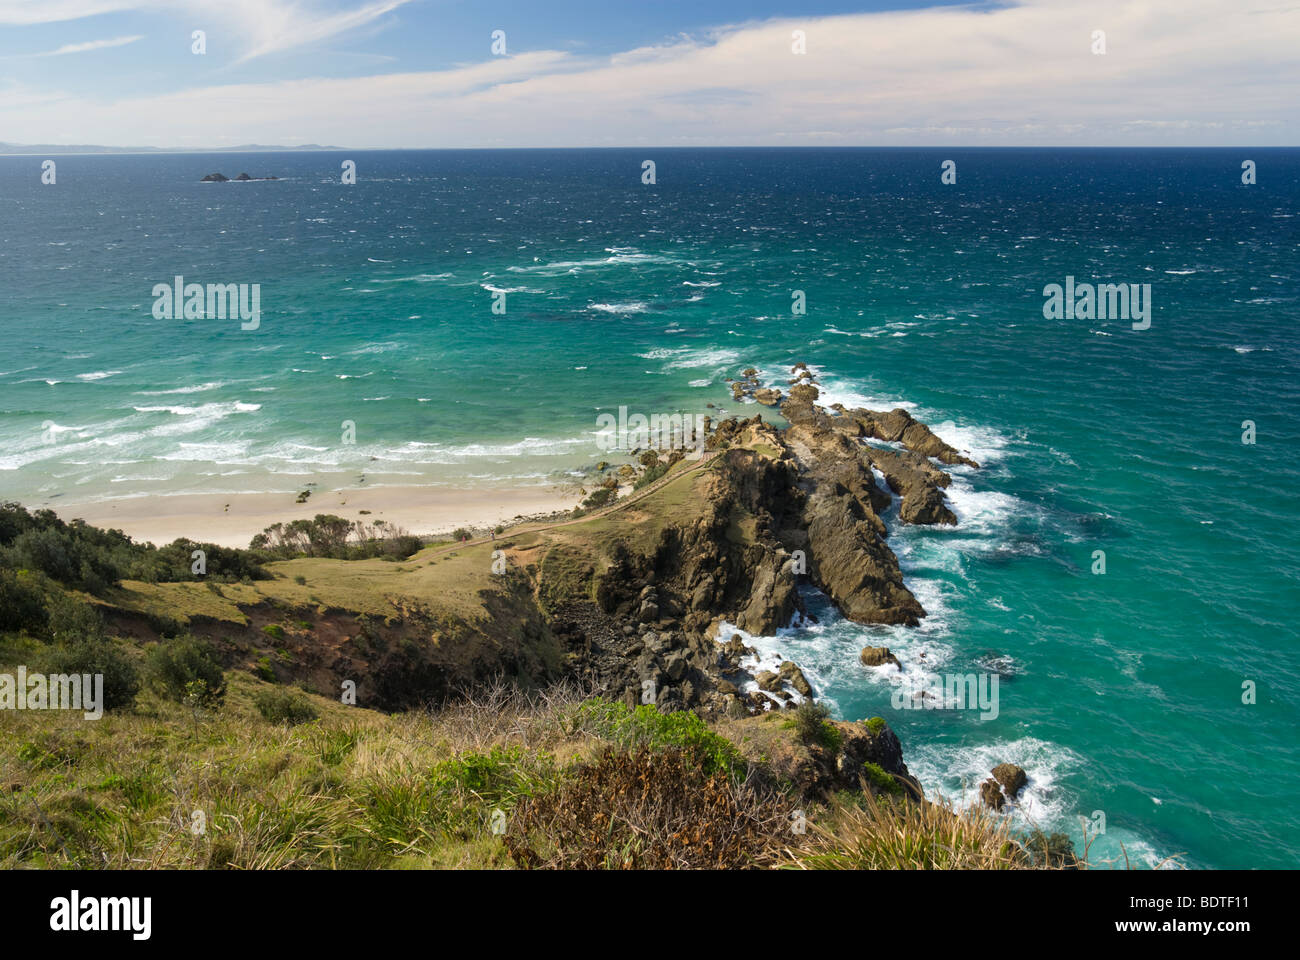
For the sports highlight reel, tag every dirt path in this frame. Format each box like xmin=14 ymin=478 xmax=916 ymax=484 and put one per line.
xmin=424 ymin=451 xmax=720 ymax=559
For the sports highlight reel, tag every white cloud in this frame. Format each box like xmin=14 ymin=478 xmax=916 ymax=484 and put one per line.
xmin=0 ymin=0 xmax=415 ymax=62
xmin=35 ymin=34 xmax=143 ymax=55
xmin=0 ymin=1 xmax=143 ymax=24
xmin=4 ymin=0 xmax=1297 ymax=147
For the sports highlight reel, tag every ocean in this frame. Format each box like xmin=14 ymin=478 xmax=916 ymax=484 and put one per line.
xmin=1 ymin=147 xmax=1297 ymax=868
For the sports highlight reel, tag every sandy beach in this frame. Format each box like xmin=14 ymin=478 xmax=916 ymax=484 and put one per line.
xmin=42 ymin=483 xmax=583 ymax=549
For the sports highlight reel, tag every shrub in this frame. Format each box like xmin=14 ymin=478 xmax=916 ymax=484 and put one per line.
xmin=0 ymin=568 xmax=47 ymax=634
xmin=633 ymin=463 xmax=669 ymax=490
xmin=568 ymin=699 xmax=745 ymax=779
xmin=250 ymin=514 xmax=423 ymax=561
xmin=860 ymin=761 xmax=903 ymax=796
xmin=787 ymin=699 xmax=842 ymax=752
xmin=46 ymin=596 xmax=104 ymax=644
xmin=38 ymin=638 xmax=140 ymax=711
xmin=580 ymin=487 xmax=615 ymax=510
xmin=145 ymin=636 xmax=226 ymax=707
xmin=1019 ymin=829 xmax=1079 ymax=869
xmin=261 ymin=624 xmax=285 ymax=641
xmin=504 ymin=747 xmax=786 ymax=869
xmin=254 ymin=687 xmax=319 ymax=726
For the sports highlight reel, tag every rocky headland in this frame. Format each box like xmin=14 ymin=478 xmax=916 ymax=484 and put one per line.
xmin=84 ymin=363 xmax=998 ymax=804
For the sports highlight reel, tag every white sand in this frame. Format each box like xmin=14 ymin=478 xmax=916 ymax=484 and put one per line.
xmin=44 ymin=483 xmax=583 ymax=548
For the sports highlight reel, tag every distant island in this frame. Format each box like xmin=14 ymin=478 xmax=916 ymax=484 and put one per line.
xmin=200 ymin=172 xmax=281 ymax=182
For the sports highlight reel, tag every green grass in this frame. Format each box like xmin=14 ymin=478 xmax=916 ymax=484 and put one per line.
xmin=567 ymin=699 xmax=746 ymax=779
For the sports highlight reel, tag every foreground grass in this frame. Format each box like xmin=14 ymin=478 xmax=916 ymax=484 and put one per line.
xmin=1 ymin=675 xmax=1071 ymax=870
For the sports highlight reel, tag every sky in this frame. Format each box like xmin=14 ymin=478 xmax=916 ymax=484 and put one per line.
xmin=0 ymin=0 xmax=1296 ymax=148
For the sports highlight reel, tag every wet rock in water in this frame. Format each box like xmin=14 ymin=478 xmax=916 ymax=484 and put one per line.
xmin=980 ymin=779 xmax=1006 ymax=811
xmin=755 ymin=670 xmax=782 ymax=693
xmin=778 ymin=660 xmax=813 ymax=697
xmin=200 ymin=172 xmax=229 ymax=182
xmin=991 ymin=763 xmax=1028 ymax=799
xmin=860 ymin=646 xmax=902 ymax=670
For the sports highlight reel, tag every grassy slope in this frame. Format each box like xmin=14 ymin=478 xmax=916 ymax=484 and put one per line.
xmin=0 ymin=677 xmax=1053 ymax=870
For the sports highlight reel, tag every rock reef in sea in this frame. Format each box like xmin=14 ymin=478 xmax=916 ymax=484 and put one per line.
xmin=200 ymin=172 xmax=280 ymax=182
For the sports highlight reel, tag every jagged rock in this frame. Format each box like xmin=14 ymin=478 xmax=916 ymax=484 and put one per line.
xmin=787 ymin=382 xmax=819 ymax=405
xmin=200 ymin=172 xmax=229 ymax=182
xmin=755 ymin=670 xmax=782 ymax=692
xmin=992 ymin=763 xmax=1028 ymax=799
xmin=860 ymin=646 xmax=902 ymax=669
xmin=847 ymin=408 xmax=978 ymax=468
xmin=779 ymin=660 xmax=813 ymax=696
xmin=754 ymin=387 xmax=782 ymax=406
xmin=804 ymin=487 xmax=924 ymax=625
xmin=717 ymin=679 xmax=738 ymax=696
xmin=664 ymin=651 xmax=688 ymax=681
xmin=735 ymin=552 xmax=798 ymax=635
xmin=864 ymin=447 xmax=956 ymax=526
xmin=980 ymin=779 xmax=1006 ymax=810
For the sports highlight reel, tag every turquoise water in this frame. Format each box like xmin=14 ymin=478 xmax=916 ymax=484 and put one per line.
xmin=2 ymin=148 xmax=1297 ymax=867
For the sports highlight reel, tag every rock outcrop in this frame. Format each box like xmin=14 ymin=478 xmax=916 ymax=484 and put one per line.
xmin=980 ymin=763 xmax=1029 ymax=809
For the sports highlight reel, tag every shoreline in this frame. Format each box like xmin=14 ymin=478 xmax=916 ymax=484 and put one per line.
xmin=43 ymin=482 xmax=584 ymax=549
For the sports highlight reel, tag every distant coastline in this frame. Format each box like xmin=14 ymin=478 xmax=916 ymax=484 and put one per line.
xmin=0 ymin=142 xmax=347 ymax=156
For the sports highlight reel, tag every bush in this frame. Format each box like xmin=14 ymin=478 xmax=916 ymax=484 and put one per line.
xmin=787 ymin=699 xmax=842 ymax=752
xmin=633 ymin=463 xmax=669 ymax=490
xmin=261 ymin=624 xmax=285 ymax=641
xmin=145 ymin=636 xmax=226 ymax=707
xmin=580 ymin=487 xmax=615 ymax=510
xmin=1019 ymin=829 xmax=1079 ymax=869
xmin=504 ymin=747 xmax=786 ymax=869
xmin=0 ymin=568 xmax=47 ymax=634
xmin=860 ymin=761 xmax=902 ymax=796
xmin=254 ymin=687 xmax=319 ymax=726
xmin=569 ymin=699 xmax=745 ymax=779
xmin=47 ymin=596 xmax=104 ymax=644
xmin=250 ymin=514 xmax=422 ymax=561
xmin=38 ymin=638 xmax=140 ymax=711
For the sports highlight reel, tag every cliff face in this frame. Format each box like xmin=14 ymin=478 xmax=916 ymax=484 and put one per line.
xmin=531 ymin=366 xmax=979 ymax=720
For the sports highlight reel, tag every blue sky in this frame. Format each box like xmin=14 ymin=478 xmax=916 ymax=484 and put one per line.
xmin=1 ymin=0 xmax=1296 ymax=147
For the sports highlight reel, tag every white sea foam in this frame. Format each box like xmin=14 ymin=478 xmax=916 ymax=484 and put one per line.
xmin=588 ymin=302 xmax=649 ymax=314
xmin=507 ymin=252 xmax=680 ymax=275
xmin=137 ymin=381 xmax=230 ymax=396
xmin=662 ymin=348 xmax=740 ymax=370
